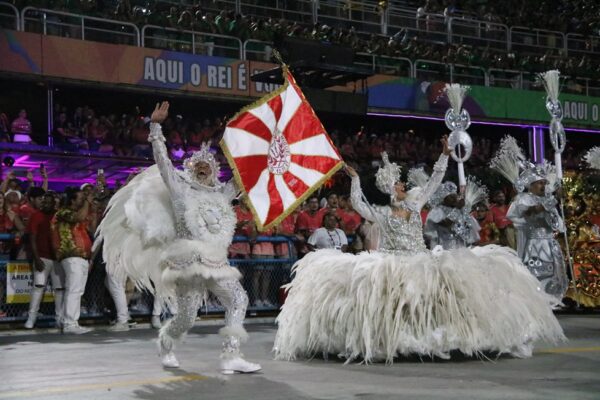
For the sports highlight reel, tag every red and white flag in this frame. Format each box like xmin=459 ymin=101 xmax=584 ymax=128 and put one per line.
xmin=221 ymin=69 xmax=343 ymax=231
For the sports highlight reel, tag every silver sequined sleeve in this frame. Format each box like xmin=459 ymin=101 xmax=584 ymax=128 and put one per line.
xmin=149 ymin=122 xmax=181 ymax=198
xmin=415 ymin=153 xmax=449 ymax=210
xmin=350 ymin=176 xmax=379 ymax=223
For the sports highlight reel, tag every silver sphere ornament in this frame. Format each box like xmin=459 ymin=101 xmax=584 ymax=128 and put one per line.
xmin=448 ymin=129 xmax=473 ymax=163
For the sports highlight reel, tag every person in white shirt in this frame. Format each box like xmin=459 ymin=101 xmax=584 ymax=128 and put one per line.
xmin=307 ymin=212 xmax=348 ymax=252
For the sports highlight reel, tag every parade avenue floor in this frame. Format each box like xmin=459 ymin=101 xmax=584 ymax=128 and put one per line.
xmin=1 ymin=315 xmax=599 ymax=400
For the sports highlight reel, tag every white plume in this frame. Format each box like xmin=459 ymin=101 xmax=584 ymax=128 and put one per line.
xmin=444 ymin=83 xmax=470 ymax=111
xmin=489 ymin=136 xmax=526 ymax=184
xmin=538 ymin=70 xmax=561 ymax=103
xmin=407 ymin=167 xmax=430 ymax=189
xmin=464 ymin=177 xmax=489 ymax=211
xmin=584 ymin=146 xmax=600 ymax=170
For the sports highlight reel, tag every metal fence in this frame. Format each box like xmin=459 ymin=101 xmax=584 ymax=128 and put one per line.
xmin=21 ymin=7 xmax=140 ymax=46
xmin=0 ymin=2 xmax=19 ymax=30
xmin=0 ymin=234 xmax=296 ymax=326
xmin=142 ymin=25 xmax=243 ymax=59
xmin=6 ymin=5 xmax=600 ymax=94
xmin=9 ymin=3 xmax=600 ymax=59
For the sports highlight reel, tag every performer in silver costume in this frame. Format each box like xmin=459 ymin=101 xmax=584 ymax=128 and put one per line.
xmin=507 ymin=164 xmax=568 ymax=302
xmin=275 ymin=137 xmax=564 ymax=363
xmin=424 ymin=181 xmax=480 ymax=250
xmin=489 ymin=135 xmax=568 ymax=303
xmin=96 ymin=102 xmax=261 ymax=374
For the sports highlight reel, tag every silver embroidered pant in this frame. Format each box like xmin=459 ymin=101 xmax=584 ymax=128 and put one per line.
xmin=159 ymin=276 xmax=248 ymax=358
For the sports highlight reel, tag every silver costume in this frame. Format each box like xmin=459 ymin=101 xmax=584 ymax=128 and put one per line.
xmin=424 ymin=182 xmax=480 ymax=250
xmin=351 ymin=153 xmax=449 ymax=254
xmin=148 ymin=122 xmax=250 ymax=360
xmin=507 ymin=191 xmax=568 ymax=301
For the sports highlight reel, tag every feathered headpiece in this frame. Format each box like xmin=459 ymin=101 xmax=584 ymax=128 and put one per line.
xmin=429 ymin=181 xmax=457 ymax=206
xmin=584 ymin=147 xmax=600 ymax=170
xmin=464 ymin=176 xmax=489 ymax=211
xmin=490 ymin=136 xmax=557 ymax=193
xmin=407 ymin=167 xmax=429 ymax=190
xmin=375 ymin=152 xmax=402 ymax=196
xmin=183 ymin=142 xmax=222 ymax=187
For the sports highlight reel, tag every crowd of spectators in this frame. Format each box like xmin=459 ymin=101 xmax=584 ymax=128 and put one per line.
xmin=6 ymin=0 xmax=600 ymax=81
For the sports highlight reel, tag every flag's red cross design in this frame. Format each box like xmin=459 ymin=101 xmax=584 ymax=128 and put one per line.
xmin=222 ymin=71 xmax=343 ymax=230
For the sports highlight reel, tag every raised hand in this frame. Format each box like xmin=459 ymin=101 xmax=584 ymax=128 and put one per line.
xmin=150 ymin=101 xmax=170 ymax=124
xmin=345 ymin=164 xmax=358 ymax=177
xmin=441 ymin=135 xmax=452 ymax=156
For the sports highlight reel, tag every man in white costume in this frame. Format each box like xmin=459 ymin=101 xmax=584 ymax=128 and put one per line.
xmin=96 ymin=102 xmax=260 ymax=374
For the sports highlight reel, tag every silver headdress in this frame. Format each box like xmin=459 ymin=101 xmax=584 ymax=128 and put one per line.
xmin=464 ymin=176 xmax=488 ymax=211
xmin=183 ymin=142 xmax=222 ymax=187
xmin=516 ymin=160 xmax=557 ymax=194
xmin=490 ymin=135 xmax=557 ymax=193
xmin=429 ymin=181 xmax=457 ymax=206
xmin=584 ymin=146 xmax=600 ymax=170
xmin=375 ymin=152 xmax=402 ymax=196
xmin=407 ymin=167 xmax=429 ymax=189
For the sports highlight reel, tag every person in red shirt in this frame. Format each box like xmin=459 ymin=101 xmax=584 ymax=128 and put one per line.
xmin=489 ymin=190 xmax=516 ymax=249
xmin=229 ymin=199 xmax=255 ymax=259
xmin=472 ymin=202 xmax=500 ymax=246
xmin=296 ymin=196 xmax=325 ymax=256
xmin=338 ymin=194 xmax=363 ymax=252
xmin=24 ymin=191 xmax=65 ymax=329
xmin=52 ymin=187 xmax=93 ymax=334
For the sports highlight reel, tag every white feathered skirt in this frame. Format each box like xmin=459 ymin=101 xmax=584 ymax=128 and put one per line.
xmin=274 ymin=245 xmax=565 ymax=363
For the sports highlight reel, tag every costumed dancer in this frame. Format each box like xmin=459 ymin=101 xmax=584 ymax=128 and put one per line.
xmin=424 ymin=178 xmax=485 ymax=249
xmin=274 ymin=137 xmax=564 ymax=363
xmin=490 ymin=136 xmax=568 ymax=302
xmin=562 ymin=147 xmax=600 ymax=307
xmin=96 ymin=102 xmax=261 ymax=374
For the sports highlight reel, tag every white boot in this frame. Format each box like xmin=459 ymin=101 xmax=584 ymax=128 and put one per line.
xmin=151 ymin=315 xmax=162 ymax=329
xmin=157 ymin=339 xmax=179 ymax=368
xmin=24 ymin=312 xmax=37 ymax=329
xmin=220 ymin=357 xmax=262 ymax=374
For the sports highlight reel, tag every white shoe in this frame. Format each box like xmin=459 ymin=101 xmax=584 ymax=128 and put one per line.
xmin=108 ymin=322 xmax=130 ymax=332
xmin=151 ymin=316 xmax=162 ymax=329
xmin=511 ymin=343 xmax=533 ymax=358
xmin=63 ymin=324 xmax=93 ymax=334
xmin=220 ymin=357 xmax=262 ymax=374
xmin=24 ymin=313 xmax=37 ymax=329
xmin=161 ymin=351 xmax=180 ymax=368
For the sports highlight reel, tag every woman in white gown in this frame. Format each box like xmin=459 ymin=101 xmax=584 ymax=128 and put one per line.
xmin=274 ymin=136 xmax=565 ymax=363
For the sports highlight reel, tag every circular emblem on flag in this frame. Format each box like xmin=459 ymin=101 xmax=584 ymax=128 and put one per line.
xmin=268 ymin=129 xmax=291 ymax=175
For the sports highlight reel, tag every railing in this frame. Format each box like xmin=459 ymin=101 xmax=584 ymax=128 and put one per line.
xmin=488 ymin=69 xmax=524 ymax=89
xmin=21 ymin=7 xmax=140 ymax=46
xmin=317 ymin=0 xmax=383 ymax=35
xmin=387 ymin=10 xmax=449 ymax=45
xmin=354 ymin=52 xmax=413 ymax=77
xmin=243 ymin=39 xmax=273 ymax=62
xmin=142 ymin=25 xmax=243 ymax=59
xmin=566 ymin=33 xmax=600 ymax=56
xmin=0 ymin=234 xmax=296 ymax=323
xmin=0 ymin=2 xmax=19 ymax=30
xmin=449 ymin=18 xmax=509 ymax=51
xmin=240 ymin=0 xmax=314 ymax=24
xmin=509 ymin=26 xmax=565 ymax=55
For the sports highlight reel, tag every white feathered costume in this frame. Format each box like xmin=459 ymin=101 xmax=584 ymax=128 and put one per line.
xmin=96 ymin=122 xmax=251 ymax=366
xmin=274 ymin=151 xmax=565 ymax=364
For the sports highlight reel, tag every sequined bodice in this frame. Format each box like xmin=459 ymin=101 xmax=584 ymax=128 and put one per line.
xmin=379 ymin=212 xmax=427 ymax=254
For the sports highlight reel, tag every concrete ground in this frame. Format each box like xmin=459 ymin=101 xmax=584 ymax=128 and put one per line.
xmin=1 ymin=314 xmax=599 ymax=400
